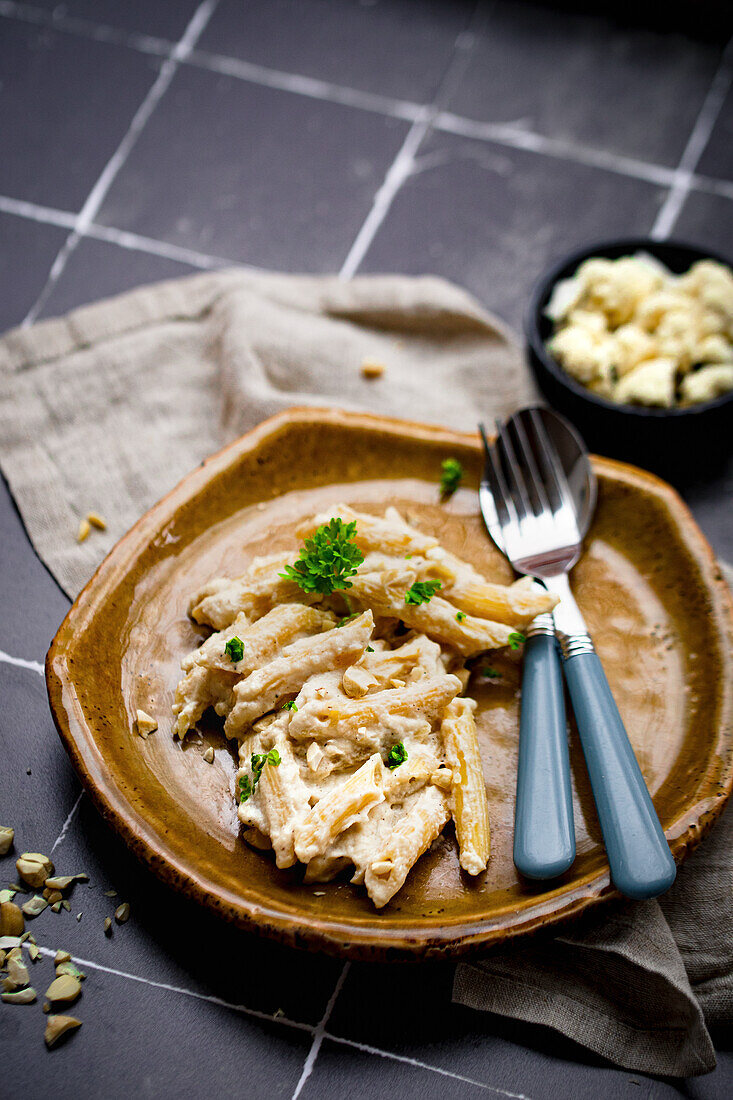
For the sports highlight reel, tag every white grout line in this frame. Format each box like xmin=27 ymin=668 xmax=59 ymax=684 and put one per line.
xmin=21 ymin=0 xmax=220 ymax=326
xmin=0 ymin=194 xmax=78 ymax=231
xmin=339 ymin=110 xmax=432 ymax=279
xmin=33 ymin=945 xmax=313 ymax=1032
xmin=434 ymin=110 xmax=679 ymax=189
xmin=0 ymin=647 xmax=44 ymax=675
xmin=0 ymin=0 xmax=171 ymax=56
xmin=291 ymin=962 xmax=351 ymax=1100
xmin=651 ymin=37 xmax=733 ymax=240
xmin=50 ymin=790 xmax=85 ymax=853
xmin=84 ymin=221 xmax=234 ymax=270
xmin=323 ymin=1032 xmax=534 ymax=1099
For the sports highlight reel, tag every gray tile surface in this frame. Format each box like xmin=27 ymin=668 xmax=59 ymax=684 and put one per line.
xmin=445 ymin=1 xmax=724 ymax=167
xmin=39 ymin=237 xmax=204 ymax=320
xmin=30 ymin=0 xmax=202 ymax=39
xmin=358 ymin=131 xmax=666 ymax=330
xmin=95 ymin=64 xmax=410 ymax=269
xmin=0 ymin=213 xmax=68 ymax=332
xmin=199 ymin=0 xmax=474 ymax=102
xmin=0 ymin=17 xmax=160 ymax=211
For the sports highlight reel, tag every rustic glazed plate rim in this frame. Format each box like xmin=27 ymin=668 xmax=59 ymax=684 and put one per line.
xmin=46 ymin=408 xmax=733 ymax=960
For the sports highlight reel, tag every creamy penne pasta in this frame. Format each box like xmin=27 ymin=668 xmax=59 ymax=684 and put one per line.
xmin=172 ymin=504 xmax=555 ymax=907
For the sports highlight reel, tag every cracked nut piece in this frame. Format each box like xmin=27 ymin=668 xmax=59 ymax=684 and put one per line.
xmin=87 ymin=511 xmax=106 ymax=530
xmin=16 ymin=853 xmax=54 ymax=889
xmin=0 ymin=901 xmax=24 ymax=937
xmin=76 ymin=518 xmax=91 ymax=542
xmin=360 ymin=359 xmax=386 ymax=379
xmin=46 ymin=974 xmax=81 ymax=1004
xmin=45 ymin=1014 xmax=82 ymax=1048
xmin=135 ymin=710 xmax=157 ymax=738
xmin=114 ymin=903 xmax=130 ymax=924
xmin=0 ymin=826 xmax=14 ymax=856
xmin=203 ymin=745 xmax=214 ymax=764
xmin=1 ymin=986 xmax=36 ymax=1004
xmin=21 ymin=896 xmax=48 ymax=919
xmin=7 ymin=955 xmax=29 ymax=987
xmin=342 ymin=665 xmax=377 ymax=699
xmin=54 ymin=950 xmax=71 ymax=965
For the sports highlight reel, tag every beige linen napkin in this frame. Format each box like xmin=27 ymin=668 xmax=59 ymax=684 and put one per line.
xmin=0 ymin=269 xmax=729 ymax=1078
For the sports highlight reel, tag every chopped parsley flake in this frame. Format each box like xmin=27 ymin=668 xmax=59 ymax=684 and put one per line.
xmin=386 ymin=742 xmax=408 ymax=770
xmin=280 ymin=518 xmax=364 ymax=595
xmin=508 ymin=631 xmax=526 ymax=650
xmin=282 ymin=701 xmax=298 ymax=711
xmin=336 ymin=612 xmax=359 ymax=628
xmin=405 ymin=579 xmax=442 ymax=606
xmin=366 ymin=646 xmax=374 ymax=653
xmin=440 ymin=457 xmax=463 ymax=498
xmin=482 ymin=666 xmax=499 ymax=678
xmin=239 ymin=748 xmax=281 ymax=803
xmin=455 ymin=610 xmax=466 ymax=623
xmin=224 ymin=636 xmax=244 ymax=663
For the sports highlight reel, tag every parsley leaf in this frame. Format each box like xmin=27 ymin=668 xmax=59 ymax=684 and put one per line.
xmin=366 ymin=645 xmax=374 ymax=653
xmin=386 ymin=742 xmax=408 ymax=769
xmin=280 ymin=518 xmax=364 ymax=595
xmin=455 ymin=610 xmax=466 ymax=623
xmin=336 ymin=612 xmax=359 ymax=628
xmin=282 ymin=701 xmax=298 ymax=711
xmin=482 ymin=666 xmax=499 ymax=678
xmin=239 ymin=749 xmax=281 ymax=803
xmin=508 ymin=631 xmax=526 ymax=650
xmin=405 ymin=579 xmax=442 ymax=606
xmin=224 ymin=636 xmax=244 ymax=663
xmin=440 ymin=457 xmax=463 ymax=498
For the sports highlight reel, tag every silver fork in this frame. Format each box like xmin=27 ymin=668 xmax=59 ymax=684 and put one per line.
xmin=482 ymin=408 xmax=677 ymax=900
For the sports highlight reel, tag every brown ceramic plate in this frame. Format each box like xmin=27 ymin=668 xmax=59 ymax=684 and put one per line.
xmin=46 ymin=409 xmax=733 ymax=960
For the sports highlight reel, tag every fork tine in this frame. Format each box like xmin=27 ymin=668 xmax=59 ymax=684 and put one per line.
xmin=496 ymin=417 xmax=532 ymax=519
xmin=480 ymin=422 xmax=519 ymax=530
xmin=528 ymin=408 xmax=577 ymax=516
xmin=511 ymin=412 xmax=551 ymax=515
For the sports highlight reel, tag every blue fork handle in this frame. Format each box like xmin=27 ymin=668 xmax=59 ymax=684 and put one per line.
xmin=514 ymin=632 xmax=575 ymax=879
xmin=564 ymin=650 xmax=676 ymax=899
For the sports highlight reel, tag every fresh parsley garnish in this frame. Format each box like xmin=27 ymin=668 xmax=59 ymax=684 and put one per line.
xmin=405 ymin=580 xmax=442 ymax=606
xmin=366 ymin=646 xmax=374 ymax=653
xmin=455 ymin=610 xmax=466 ymax=623
xmin=282 ymin=701 xmax=298 ymax=711
xmin=440 ymin=458 xmax=463 ymax=498
xmin=508 ymin=631 xmax=526 ymax=650
xmin=336 ymin=612 xmax=359 ymax=628
xmin=386 ymin=742 xmax=408 ymax=770
xmin=280 ymin=518 xmax=364 ymax=595
xmin=239 ymin=749 xmax=281 ymax=803
xmin=482 ymin=666 xmax=499 ymax=678
xmin=224 ymin=636 xmax=244 ymax=662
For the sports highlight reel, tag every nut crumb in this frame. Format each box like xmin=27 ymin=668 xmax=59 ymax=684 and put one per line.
xmin=360 ymin=358 xmax=386 ymax=379
xmin=135 ymin=710 xmax=157 ymax=738
xmin=0 ymin=826 xmax=14 ymax=856
xmin=114 ymin=902 xmax=130 ymax=924
xmin=45 ymin=1014 xmax=82 ymax=1048
xmin=203 ymin=746 xmax=215 ymax=764
xmin=103 ymin=917 xmax=112 ymax=936
xmin=86 ymin=511 xmax=106 ymax=530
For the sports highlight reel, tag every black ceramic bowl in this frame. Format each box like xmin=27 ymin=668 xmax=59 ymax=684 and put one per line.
xmin=526 ymin=238 xmax=733 ymax=476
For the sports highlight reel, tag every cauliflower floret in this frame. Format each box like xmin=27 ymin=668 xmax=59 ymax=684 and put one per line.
xmin=634 ymin=290 xmax=691 ymax=332
xmin=694 ymin=333 xmax=733 ymax=364
xmin=581 ymin=257 xmax=663 ymax=326
xmin=654 ymin=308 xmax=702 ymax=371
xmin=544 ymin=275 xmax=585 ymax=324
xmin=679 ymin=363 xmax=733 ymax=405
xmin=615 ymin=357 xmax=677 ymax=408
xmin=565 ymin=308 xmax=608 ymax=335
xmin=681 ymin=261 xmax=733 ymax=327
xmin=610 ymin=323 xmax=657 ymax=377
xmin=546 ymin=324 xmax=606 ymax=384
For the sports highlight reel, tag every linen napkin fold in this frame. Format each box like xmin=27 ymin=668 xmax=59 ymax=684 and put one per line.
xmin=0 ymin=269 xmax=729 ymax=1078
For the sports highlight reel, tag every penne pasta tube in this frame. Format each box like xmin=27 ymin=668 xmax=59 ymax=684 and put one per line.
xmin=251 ymin=730 xmax=312 ymax=869
xmin=225 ymin=611 xmax=374 ymax=736
xmin=288 ymin=675 xmax=462 ymax=743
xmin=172 ymin=664 xmax=237 ymax=739
xmin=294 ymin=753 xmax=387 ymax=863
xmin=442 ymin=697 xmax=490 ymax=875
xmin=181 ymin=604 xmax=334 ymax=673
xmin=189 ymin=553 xmax=321 ymax=629
xmin=364 ymin=786 xmax=450 ymax=908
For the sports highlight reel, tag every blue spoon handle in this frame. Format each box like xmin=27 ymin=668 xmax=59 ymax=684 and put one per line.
xmin=563 ymin=649 xmax=676 ymax=899
xmin=514 ymin=629 xmax=575 ymax=880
